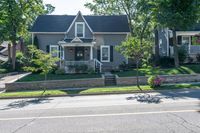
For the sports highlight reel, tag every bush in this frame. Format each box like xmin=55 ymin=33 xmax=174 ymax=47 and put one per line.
xmin=16 ymin=51 xmax=26 ymax=71
xmin=178 ymin=46 xmax=188 ymax=63
xmin=55 ymin=68 xmax=65 ymax=75
xmin=148 ymin=75 xmax=164 ymax=88
xmin=196 ymin=53 xmax=200 ymax=63
xmin=158 ymin=56 xmax=174 ymax=67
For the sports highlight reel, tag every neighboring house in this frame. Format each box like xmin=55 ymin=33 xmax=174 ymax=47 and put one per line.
xmin=156 ymin=23 xmax=200 ymax=61
xmin=30 ymin=11 xmax=130 ymax=73
xmin=0 ymin=41 xmax=9 ymax=62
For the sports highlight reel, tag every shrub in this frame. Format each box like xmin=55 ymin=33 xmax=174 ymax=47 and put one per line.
xmin=158 ymin=56 xmax=174 ymax=67
xmin=178 ymin=46 xmax=188 ymax=63
xmin=55 ymin=68 xmax=65 ymax=75
xmin=196 ymin=53 xmax=200 ymax=63
xmin=148 ymin=75 xmax=164 ymax=88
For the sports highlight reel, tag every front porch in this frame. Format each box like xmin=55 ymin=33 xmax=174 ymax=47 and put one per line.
xmin=58 ymin=39 xmax=102 ymax=73
xmin=169 ymin=32 xmax=200 ymax=57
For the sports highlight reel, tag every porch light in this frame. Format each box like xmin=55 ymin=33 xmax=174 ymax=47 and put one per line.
xmin=70 ymin=48 xmax=73 ymax=53
xmin=85 ymin=48 xmax=88 ymax=52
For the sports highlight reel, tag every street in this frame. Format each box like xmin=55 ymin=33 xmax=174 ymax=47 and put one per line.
xmin=0 ymin=89 xmax=199 ymax=133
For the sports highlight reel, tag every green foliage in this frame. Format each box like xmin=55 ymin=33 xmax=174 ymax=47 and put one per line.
xmin=116 ymin=37 xmax=149 ymax=62
xmin=192 ymin=35 xmax=200 ymax=45
xmin=152 ymin=0 xmax=200 ymax=30
xmin=23 ymin=45 xmax=59 ymax=76
xmin=178 ymin=46 xmax=188 ymax=63
xmin=158 ymin=56 xmax=174 ymax=68
xmin=148 ymin=75 xmax=164 ymax=88
xmin=15 ymin=51 xmax=26 ymax=71
xmin=196 ymin=54 xmax=200 ymax=63
xmin=55 ymin=68 xmax=66 ymax=75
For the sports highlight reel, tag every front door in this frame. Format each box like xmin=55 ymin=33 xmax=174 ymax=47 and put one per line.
xmin=75 ymin=47 xmax=84 ymax=61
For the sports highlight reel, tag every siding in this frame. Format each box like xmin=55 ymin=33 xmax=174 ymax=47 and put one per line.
xmin=67 ymin=15 xmax=93 ymax=39
xmin=94 ymin=34 xmax=127 ymax=70
xmin=36 ymin=34 xmax=65 ymax=51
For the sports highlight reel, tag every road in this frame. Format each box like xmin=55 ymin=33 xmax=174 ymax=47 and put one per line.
xmin=0 ymin=89 xmax=199 ymax=133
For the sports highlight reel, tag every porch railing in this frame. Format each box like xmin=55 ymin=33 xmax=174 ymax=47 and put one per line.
xmin=62 ymin=59 xmax=102 ymax=73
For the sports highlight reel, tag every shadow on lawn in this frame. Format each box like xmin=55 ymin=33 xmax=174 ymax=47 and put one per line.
xmin=0 ymin=98 xmax=53 ymax=110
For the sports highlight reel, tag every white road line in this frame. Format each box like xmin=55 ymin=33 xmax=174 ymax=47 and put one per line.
xmin=0 ymin=109 xmax=198 ymax=121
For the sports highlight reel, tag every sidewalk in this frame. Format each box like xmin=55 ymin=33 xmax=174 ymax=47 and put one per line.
xmin=0 ymin=73 xmax=30 ymax=91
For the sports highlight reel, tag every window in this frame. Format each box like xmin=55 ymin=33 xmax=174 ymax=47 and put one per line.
xmin=50 ymin=45 xmax=59 ymax=57
xmin=182 ymin=36 xmax=190 ymax=45
xmin=75 ymin=22 xmax=85 ymax=38
xmin=101 ymin=46 xmax=110 ymax=62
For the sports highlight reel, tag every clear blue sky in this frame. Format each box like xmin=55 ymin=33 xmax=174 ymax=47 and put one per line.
xmin=43 ymin=0 xmax=93 ymax=15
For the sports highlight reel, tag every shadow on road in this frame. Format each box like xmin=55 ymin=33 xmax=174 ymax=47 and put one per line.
xmin=0 ymin=98 xmax=52 ymax=110
xmin=126 ymin=89 xmax=200 ymax=104
xmin=127 ymin=94 xmax=161 ymax=104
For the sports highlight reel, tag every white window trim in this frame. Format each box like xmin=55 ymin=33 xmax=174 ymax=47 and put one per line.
xmin=75 ymin=22 xmax=85 ymax=38
xmin=101 ymin=46 xmax=110 ymax=62
xmin=50 ymin=45 xmax=59 ymax=57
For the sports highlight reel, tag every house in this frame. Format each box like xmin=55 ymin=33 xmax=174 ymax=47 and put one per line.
xmin=0 ymin=41 xmax=9 ymax=62
xmin=30 ymin=11 xmax=130 ymax=73
xmin=156 ymin=23 xmax=200 ymax=61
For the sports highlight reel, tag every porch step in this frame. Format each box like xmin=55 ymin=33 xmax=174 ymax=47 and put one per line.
xmin=104 ymin=74 xmax=117 ymax=86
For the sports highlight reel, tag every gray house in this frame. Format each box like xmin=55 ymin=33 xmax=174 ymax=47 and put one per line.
xmin=156 ymin=24 xmax=200 ymax=60
xmin=30 ymin=11 xmax=130 ymax=73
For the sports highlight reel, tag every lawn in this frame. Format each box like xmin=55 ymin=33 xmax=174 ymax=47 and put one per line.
xmin=0 ymin=68 xmax=7 ymax=74
xmin=17 ymin=73 xmax=102 ymax=82
xmin=114 ymin=64 xmax=200 ymax=77
xmin=0 ymin=83 xmax=200 ymax=98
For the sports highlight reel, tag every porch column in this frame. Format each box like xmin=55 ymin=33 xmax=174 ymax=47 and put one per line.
xmin=90 ymin=46 xmax=93 ymax=60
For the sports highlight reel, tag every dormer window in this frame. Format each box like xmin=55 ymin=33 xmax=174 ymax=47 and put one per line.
xmin=75 ymin=22 xmax=85 ymax=38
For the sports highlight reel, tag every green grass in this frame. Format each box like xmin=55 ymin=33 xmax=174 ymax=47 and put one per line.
xmin=17 ymin=73 xmax=102 ymax=82
xmin=0 ymin=83 xmax=200 ymax=98
xmin=114 ymin=64 xmax=200 ymax=77
xmin=0 ymin=68 xmax=7 ymax=74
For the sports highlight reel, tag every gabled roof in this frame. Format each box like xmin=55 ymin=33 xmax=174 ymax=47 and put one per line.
xmin=30 ymin=14 xmax=130 ymax=33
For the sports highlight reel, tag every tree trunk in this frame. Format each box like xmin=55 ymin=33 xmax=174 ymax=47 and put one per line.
xmin=136 ymin=60 xmax=141 ymax=90
xmin=8 ymin=43 xmax=12 ymax=63
xmin=172 ymin=30 xmax=179 ymax=67
xmin=19 ymin=37 xmax=25 ymax=53
xmin=44 ymin=73 xmax=47 ymax=92
xmin=11 ymin=42 xmax=17 ymax=70
xmin=155 ymin=28 xmax=160 ymax=66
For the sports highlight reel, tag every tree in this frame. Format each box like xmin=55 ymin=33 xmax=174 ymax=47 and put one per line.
xmin=0 ymin=0 xmax=54 ymax=70
xmin=85 ymin=0 xmax=155 ymax=41
xmin=23 ymin=45 xmax=59 ymax=91
xmin=45 ymin=4 xmax=55 ymax=14
xmin=152 ymin=0 xmax=200 ymax=67
xmin=116 ymin=37 xmax=148 ymax=89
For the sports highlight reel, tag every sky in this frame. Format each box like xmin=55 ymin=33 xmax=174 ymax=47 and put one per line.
xmin=43 ymin=0 xmax=93 ymax=15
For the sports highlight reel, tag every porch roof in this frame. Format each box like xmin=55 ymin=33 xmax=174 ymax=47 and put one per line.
xmin=64 ymin=38 xmax=94 ymax=43
xmin=58 ymin=41 xmax=94 ymax=47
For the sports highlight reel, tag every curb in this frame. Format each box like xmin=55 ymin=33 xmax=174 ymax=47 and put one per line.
xmin=0 ymin=88 xmax=199 ymax=100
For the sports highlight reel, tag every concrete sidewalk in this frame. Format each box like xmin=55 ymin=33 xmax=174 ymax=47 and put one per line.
xmin=0 ymin=73 xmax=30 ymax=91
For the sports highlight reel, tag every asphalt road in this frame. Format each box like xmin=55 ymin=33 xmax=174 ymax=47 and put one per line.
xmin=0 ymin=89 xmax=199 ymax=133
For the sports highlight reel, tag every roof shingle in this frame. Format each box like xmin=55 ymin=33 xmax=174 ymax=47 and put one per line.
xmin=30 ymin=15 xmax=130 ymax=33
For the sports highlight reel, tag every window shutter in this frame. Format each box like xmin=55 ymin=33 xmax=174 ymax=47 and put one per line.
xmin=110 ymin=46 xmax=113 ymax=62
xmin=177 ymin=36 xmax=182 ymax=45
xmin=97 ymin=47 xmax=101 ymax=61
xmin=46 ymin=45 xmax=50 ymax=53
